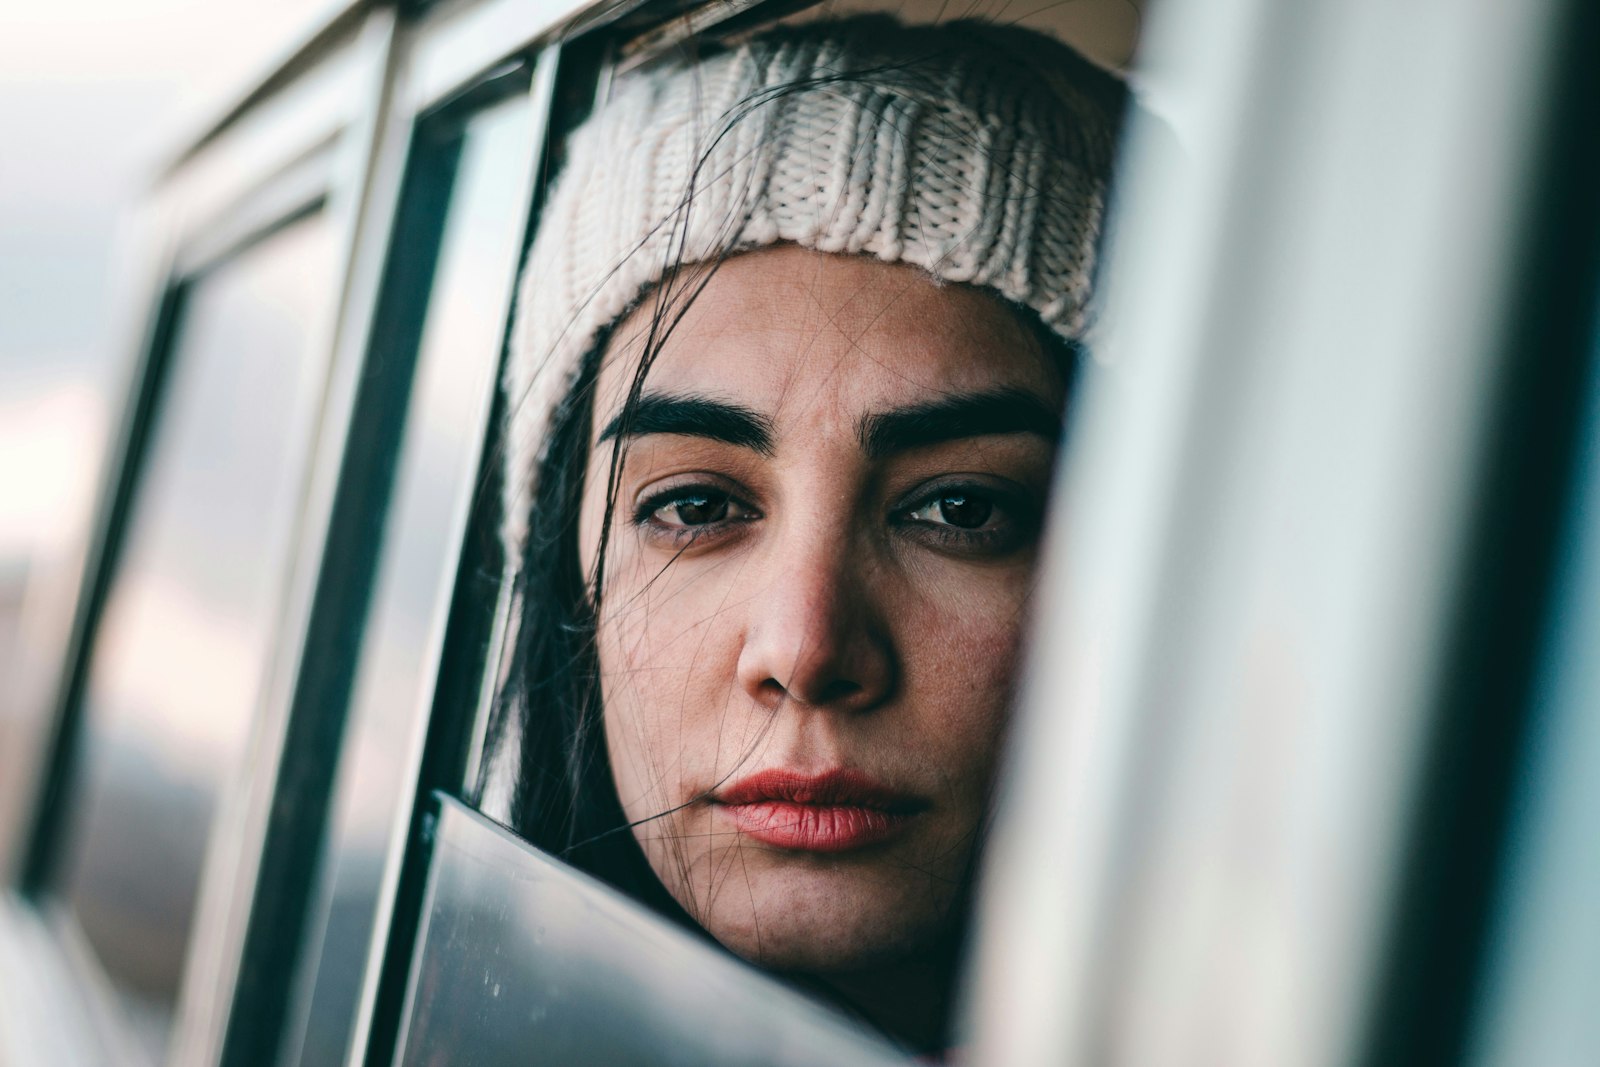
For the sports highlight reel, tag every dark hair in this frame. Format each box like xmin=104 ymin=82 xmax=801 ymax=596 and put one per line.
xmin=478 ymin=13 xmax=1124 ymax=927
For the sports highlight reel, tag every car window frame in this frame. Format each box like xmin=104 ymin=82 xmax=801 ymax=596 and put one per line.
xmin=8 ymin=11 xmax=405 ymax=1064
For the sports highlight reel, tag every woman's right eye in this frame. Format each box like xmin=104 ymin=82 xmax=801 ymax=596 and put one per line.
xmin=634 ymin=486 xmax=755 ymax=532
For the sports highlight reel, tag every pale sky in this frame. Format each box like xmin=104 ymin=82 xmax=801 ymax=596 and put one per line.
xmin=0 ymin=0 xmax=339 ymax=563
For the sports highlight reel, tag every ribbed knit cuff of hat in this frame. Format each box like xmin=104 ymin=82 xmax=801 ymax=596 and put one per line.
xmin=501 ymin=15 xmax=1125 ymax=564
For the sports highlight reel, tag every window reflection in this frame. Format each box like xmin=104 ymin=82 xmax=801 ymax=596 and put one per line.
xmin=284 ymin=95 xmax=535 ymax=1067
xmin=57 ymin=212 xmax=339 ymax=1061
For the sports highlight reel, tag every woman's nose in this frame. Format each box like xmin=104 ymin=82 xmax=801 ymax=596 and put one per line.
xmin=734 ymin=534 xmax=894 ymax=713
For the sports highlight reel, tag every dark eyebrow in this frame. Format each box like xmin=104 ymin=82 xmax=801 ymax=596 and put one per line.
xmin=597 ymin=391 xmax=775 ymax=455
xmin=857 ymin=387 xmax=1062 ymax=459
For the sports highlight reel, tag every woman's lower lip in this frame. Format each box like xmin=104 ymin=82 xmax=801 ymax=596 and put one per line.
xmin=719 ymin=801 xmax=913 ymax=852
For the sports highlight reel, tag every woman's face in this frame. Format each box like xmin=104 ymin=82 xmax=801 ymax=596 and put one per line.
xmin=578 ymin=244 xmax=1064 ymax=977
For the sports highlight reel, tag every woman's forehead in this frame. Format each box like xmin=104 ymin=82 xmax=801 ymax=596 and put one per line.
xmin=594 ymin=246 xmax=1062 ymax=428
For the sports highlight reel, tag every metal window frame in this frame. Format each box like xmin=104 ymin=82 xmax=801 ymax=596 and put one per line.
xmin=267 ymin=53 xmax=553 ymax=1067
xmin=167 ymin=14 xmax=420 ymax=1067
xmin=964 ymin=0 xmax=1600 ymax=1065
xmin=16 ymin=9 xmax=394 ymax=904
xmin=6 ymin=10 xmax=405 ymax=1067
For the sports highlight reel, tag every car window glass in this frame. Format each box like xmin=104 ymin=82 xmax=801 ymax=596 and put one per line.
xmin=54 ymin=210 xmax=340 ymax=1062
xmin=392 ymin=797 xmax=908 ymax=1067
xmin=282 ymin=92 xmax=536 ymax=1067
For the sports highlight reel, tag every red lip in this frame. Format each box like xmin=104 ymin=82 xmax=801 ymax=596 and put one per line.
xmin=713 ymin=770 xmax=924 ymax=853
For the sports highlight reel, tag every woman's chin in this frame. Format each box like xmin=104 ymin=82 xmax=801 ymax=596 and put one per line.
xmin=715 ymin=917 xmax=935 ymax=976
xmin=666 ymin=857 xmax=958 ymax=975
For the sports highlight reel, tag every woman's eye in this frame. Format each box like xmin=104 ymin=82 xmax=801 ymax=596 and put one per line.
xmin=637 ymin=486 xmax=753 ymax=531
xmin=906 ymin=492 xmax=998 ymax=530
xmin=659 ymin=491 xmax=729 ymax=526
xmin=897 ymin=482 xmax=1041 ymax=556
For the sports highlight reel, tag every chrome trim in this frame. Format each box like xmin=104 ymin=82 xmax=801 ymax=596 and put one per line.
xmin=156 ymin=26 xmax=372 ymax=267
xmin=159 ymin=0 xmax=374 ymax=176
xmin=0 ymin=199 xmax=179 ymax=888
xmin=462 ymin=552 xmax=516 ymax=801
xmin=165 ymin=12 xmax=408 ymax=1067
xmin=332 ymin=61 xmax=554 ymax=1067
xmin=406 ymin=0 xmax=639 ymax=114
xmin=172 ymin=143 xmax=337 ymax=278
xmin=456 ymin=44 xmax=560 ymax=803
xmin=967 ymin=0 xmax=1570 ymax=1064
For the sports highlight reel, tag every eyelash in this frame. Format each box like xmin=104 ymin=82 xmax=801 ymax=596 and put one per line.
xmin=632 ymin=482 xmax=759 ymax=544
xmin=629 ymin=479 xmax=1039 ymax=555
xmin=893 ymin=480 xmax=1039 ymax=554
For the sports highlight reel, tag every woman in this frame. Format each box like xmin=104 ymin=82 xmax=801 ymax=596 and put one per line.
xmin=485 ymin=14 xmax=1124 ymax=1053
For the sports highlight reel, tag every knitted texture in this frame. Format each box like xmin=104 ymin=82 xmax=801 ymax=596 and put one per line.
xmin=502 ymin=17 xmax=1124 ymax=560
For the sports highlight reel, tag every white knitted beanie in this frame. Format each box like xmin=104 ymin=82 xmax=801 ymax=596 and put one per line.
xmin=502 ymin=16 xmax=1124 ymax=562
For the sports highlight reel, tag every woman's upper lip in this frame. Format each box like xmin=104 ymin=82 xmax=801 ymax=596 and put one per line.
xmin=712 ymin=768 xmax=925 ymax=812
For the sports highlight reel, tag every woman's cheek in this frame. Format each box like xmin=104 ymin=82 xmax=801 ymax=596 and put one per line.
xmin=903 ymin=570 xmax=1029 ymax=756
xmin=599 ymin=549 xmax=747 ymax=802
xmin=611 ymin=552 xmax=743 ymax=677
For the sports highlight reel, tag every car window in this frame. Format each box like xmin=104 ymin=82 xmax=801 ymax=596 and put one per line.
xmin=281 ymin=84 xmax=540 ymax=1067
xmin=392 ymin=796 xmax=906 ymax=1067
xmin=52 ymin=209 xmax=341 ymax=1063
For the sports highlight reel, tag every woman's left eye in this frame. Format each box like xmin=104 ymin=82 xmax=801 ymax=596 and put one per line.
xmin=896 ymin=482 xmax=1041 ymax=556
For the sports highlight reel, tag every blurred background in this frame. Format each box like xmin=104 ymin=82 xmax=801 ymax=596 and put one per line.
xmin=0 ymin=0 xmax=342 ymax=697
